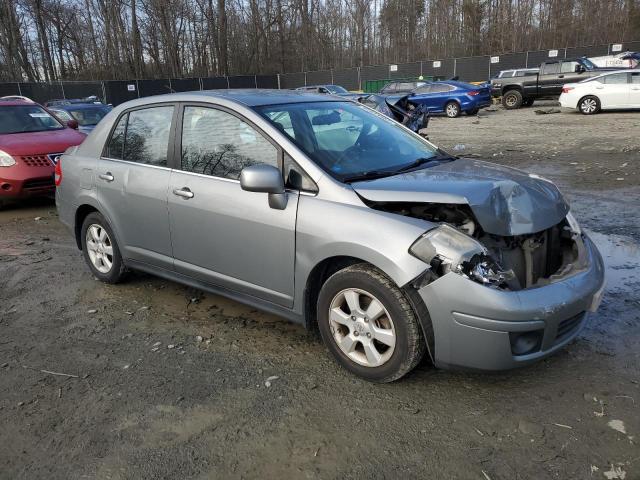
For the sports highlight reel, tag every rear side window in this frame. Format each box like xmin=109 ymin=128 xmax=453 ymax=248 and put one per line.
xmin=430 ymin=84 xmax=454 ymax=93
xmin=105 ymin=114 xmax=127 ymax=159
xmin=603 ymin=73 xmax=629 ymax=84
xmin=123 ymin=107 xmax=174 ymax=166
xmin=180 ymin=106 xmax=278 ymax=180
xmin=104 ymin=106 xmax=174 ymax=166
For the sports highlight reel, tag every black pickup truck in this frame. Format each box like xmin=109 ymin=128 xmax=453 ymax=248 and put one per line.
xmin=491 ymin=57 xmax=617 ymax=109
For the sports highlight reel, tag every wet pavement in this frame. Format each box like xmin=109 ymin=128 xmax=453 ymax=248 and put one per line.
xmin=1 ymin=106 xmax=639 ymax=479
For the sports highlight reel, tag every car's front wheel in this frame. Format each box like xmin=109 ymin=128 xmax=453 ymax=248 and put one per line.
xmin=579 ymin=96 xmax=600 ymax=115
xmin=81 ymin=212 xmax=127 ymax=283
xmin=317 ymin=264 xmax=426 ymax=383
xmin=445 ymin=101 xmax=461 ymax=118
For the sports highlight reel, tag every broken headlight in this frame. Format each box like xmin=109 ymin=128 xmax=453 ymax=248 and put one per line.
xmin=409 ymin=224 xmax=515 ymax=287
xmin=565 ymin=211 xmax=581 ymax=235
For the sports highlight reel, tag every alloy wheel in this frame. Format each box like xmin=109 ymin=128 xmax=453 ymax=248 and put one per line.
xmin=446 ymin=103 xmax=459 ymax=117
xmin=328 ymin=288 xmax=396 ymax=367
xmin=581 ymin=98 xmax=597 ymax=114
xmin=85 ymin=224 xmax=114 ymax=274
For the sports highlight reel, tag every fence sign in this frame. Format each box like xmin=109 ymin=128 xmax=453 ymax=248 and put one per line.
xmin=389 ymin=64 xmax=398 ymax=72
xmin=127 ymin=84 xmax=136 ymax=91
xmin=548 ymin=49 xmax=559 ymax=57
xmin=433 ymin=61 xmax=441 ymax=68
xmin=490 ymin=56 xmax=500 ymax=64
xmin=611 ymin=44 xmax=623 ymax=52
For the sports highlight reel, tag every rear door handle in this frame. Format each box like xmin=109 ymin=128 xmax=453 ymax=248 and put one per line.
xmin=98 ymin=172 xmax=114 ymax=182
xmin=558 ymin=75 xmax=564 ymax=78
xmin=173 ymin=187 xmax=194 ymax=199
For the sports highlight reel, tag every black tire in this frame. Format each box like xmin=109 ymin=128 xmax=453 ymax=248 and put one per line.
xmin=445 ymin=101 xmax=461 ymax=118
xmin=578 ymin=95 xmax=600 ymax=115
xmin=522 ymin=98 xmax=535 ymax=107
xmin=317 ymin=263 xmax=426 ymax=383
xmin=466 ymin=108 xmax=479 ymax=116
xmin=80 ymin=212 xmax=127 ymax=283
xmin=502 ymin=90 xmax=523 ymax=109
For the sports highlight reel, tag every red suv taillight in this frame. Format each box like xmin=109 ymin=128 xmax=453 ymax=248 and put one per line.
xmin=468 ymin=90 xmax=480 ymax=96
xmin=54 ymin=158 xmax=62 ymax=186
xmin=561 ymin=87 xmax=574 ymax=94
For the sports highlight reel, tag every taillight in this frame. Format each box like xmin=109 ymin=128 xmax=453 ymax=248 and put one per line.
xmin=54 ymin=158 xmax=62 ymax=186
xmin=561 ymin=87 xmax=574 ymax=94
xmin=468 ymin=90 xmax=480 ymax=96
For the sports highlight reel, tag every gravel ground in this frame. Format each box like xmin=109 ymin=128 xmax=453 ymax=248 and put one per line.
xmin=1 ymin=105 xmax=639 ymax=480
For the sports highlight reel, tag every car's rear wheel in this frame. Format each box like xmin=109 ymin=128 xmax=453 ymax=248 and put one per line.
xmin=445 ymin=101 xmax=461 ymax=118
xmin=317 ymin=264 xmax=426 ymax=383
xmin=579 ymin=96 xmax=600 ymax=115
xmin=502 ymin=90 xmax=523 ymax=109
xmin=81 ymin=212 xmax=126 ymax=283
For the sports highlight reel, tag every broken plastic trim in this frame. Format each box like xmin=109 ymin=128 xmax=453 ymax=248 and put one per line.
xmin=409 ymin=224 xmax=515 ymax=289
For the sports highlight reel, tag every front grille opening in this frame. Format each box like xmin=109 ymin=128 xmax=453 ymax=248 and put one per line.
xmin=20 ymin=155 xmax=52 ymax=167
xmin=23 ymin=177 xmax=55 ymax=190
xmin=555 ymin=312 xmax=585 ymax=343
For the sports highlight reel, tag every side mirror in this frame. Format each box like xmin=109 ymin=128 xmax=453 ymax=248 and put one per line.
xmin=240 ymin=164 xmax=287 ymax=210
xmin=66 ymin=119 xmax=79 ymax=129
xmin=574 ymin=64 xmax=585 ymax=73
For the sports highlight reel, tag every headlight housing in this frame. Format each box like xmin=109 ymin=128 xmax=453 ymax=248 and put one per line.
xmin=0 ymin=149 xmax=16 ymax=167
xmin=565 ymin=211 xmax=581 ymax=235
xmin=409 ymin=224 xmax=515 ymax=287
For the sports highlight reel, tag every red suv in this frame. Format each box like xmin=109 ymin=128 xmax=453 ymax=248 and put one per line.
xmin=0 ymin=98 xmax=86 ymax=206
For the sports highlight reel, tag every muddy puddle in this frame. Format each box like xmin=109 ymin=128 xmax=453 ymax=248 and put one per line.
xmin=588 ymin=230 xmax=640 ymax=294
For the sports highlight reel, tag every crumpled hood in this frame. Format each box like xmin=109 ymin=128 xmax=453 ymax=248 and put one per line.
xmin=352 ymin=158 xmax=570 ymax=236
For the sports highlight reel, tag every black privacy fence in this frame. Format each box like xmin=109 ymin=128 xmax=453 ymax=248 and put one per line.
xmin=1 ymin=41 xmax=638 ymax=106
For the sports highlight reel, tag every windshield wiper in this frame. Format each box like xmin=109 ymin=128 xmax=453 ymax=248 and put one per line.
xmin=342 ymin=169 xmax=400 ymax=183
xmin=395 ymin=154 xmax=456 ymax=173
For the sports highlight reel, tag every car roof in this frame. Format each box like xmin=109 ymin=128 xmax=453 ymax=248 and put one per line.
xmin=0 ymin=99 xmax=40 ymax=107
xmin=116 ymin=89 xmax=345 ymax=108
xmin=51 ymin=103 xmax=109 ymax=110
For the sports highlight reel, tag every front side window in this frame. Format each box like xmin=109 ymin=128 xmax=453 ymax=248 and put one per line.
xmin=181 ymin=106 xmax=278 ymax=180
xmin=632 ymin=72 xmax=640 ymax=84
xmin=257 ymin=101 xmax=444 ymax=182
xmin=542 ymin=63 xmax=560 ymax=75
xmin=0 ymin=105 xmax=64 ymax=134
xmin=122 ymin=106 xmax=174 ymax=166
xmin=603 ymin=73 xmax=629 ymax=84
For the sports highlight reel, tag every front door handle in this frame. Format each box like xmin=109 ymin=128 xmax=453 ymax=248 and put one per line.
xmin=173 ymin=187 xmax=194 ymax=199
xmin=558 ymin=75 xmax=564 ymax=78
xmin=98 ymin=172 xmax=114 ymax=182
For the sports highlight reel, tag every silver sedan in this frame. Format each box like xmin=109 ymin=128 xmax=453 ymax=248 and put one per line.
xmin=55 ymin=89 xmax=605 ymax=382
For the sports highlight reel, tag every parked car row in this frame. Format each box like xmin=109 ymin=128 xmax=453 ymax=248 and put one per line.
xmin=491 ymin=55 xmax=640 ymax=113
xmin=0 ymin=96 xmax=111 ymax=207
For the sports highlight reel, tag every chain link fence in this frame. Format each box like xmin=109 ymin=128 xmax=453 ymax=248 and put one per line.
xmin=1 ymin=41 xmax=638 ymax=106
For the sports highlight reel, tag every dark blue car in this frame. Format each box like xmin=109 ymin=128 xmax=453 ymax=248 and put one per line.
xmin=46 ymin=101 xmax=112 ymax=134
xmin=406 ymin=81 xmax=492 ymax=117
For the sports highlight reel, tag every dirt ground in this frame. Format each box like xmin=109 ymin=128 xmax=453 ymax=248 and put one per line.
xmin=1 ymin=104 xmax=639 ymax=480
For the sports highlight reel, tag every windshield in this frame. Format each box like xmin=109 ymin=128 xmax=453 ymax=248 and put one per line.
xmin=256 ymin=101 xmax=444 ymax=182
xmin=327 ymin=85 xmax=348 ymax=94
xmin=0 ymin=105 xmax=64 ymax=134
xmin=66 ymin=106 xmax=111 ymax=126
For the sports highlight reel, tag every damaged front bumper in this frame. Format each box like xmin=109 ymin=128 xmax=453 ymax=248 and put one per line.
xmin=416 ymin=233 xmax=605 ymax=371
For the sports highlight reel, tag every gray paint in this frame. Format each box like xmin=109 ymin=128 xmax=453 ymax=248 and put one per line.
xmin=57 ymin=90 xmax=605 ymax=373
xmin=352 ymin=158 xmax=570 ymax=236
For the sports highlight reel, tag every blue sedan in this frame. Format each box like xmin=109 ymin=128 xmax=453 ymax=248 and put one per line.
xmin=405 ymin=81 xmax=492 ymax=117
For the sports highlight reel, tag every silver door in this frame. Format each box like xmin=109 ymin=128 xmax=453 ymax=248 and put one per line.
xmin=97 ymin=105 xmax=175 ymax=270
xmin=168 ymin=105 xmax=298 ymax=307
